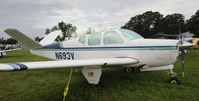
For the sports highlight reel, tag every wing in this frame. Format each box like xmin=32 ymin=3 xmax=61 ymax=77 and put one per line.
xmin=4 ymin=29 xmax=62 ymax=49
xmin=0 ymin=57 xmax=139 ymax=71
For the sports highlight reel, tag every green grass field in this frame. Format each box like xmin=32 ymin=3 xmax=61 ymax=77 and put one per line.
xmin=0 ymin=50 xmax=199 ymax=101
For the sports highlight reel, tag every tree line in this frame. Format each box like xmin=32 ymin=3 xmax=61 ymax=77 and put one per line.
xmin=122 ymin=10 xmax=199 ymax=38
xmin=0 ymin=38 xmax=18 ymax=44
xmin=36 ymin=9 xmax=199 ymax=41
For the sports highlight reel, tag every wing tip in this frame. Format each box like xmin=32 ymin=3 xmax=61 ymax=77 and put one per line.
xmin=4 ymin=28 xmax=18 ymax=33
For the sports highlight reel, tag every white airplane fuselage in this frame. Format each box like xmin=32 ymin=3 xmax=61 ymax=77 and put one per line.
xmin=31 ymin=38 xmax=179 ymax=67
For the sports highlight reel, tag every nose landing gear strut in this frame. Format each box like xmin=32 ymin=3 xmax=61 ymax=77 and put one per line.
xmin=168 ymin=69 xmax=181 ymax=85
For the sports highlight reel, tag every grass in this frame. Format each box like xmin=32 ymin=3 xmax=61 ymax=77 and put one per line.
xmin=0 ymin=50 xmax=199 ymax=101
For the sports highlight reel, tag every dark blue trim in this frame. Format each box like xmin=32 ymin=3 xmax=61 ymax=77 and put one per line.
xmin=34 ymin=46 xmax=177 ymax=51
xmin=15 ymin=64 xmax=28 ymax=70
xmin=42 ymin=43 xmax=61 ymax=49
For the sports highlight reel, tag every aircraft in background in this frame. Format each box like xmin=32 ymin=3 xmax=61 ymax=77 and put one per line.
xmin=0 ymin=47 xmax=21 ymax=57
xmin=0 ymin=49 xmax=6 ymax=57
xmin=0 ymin=28 xmax=192 ymax=84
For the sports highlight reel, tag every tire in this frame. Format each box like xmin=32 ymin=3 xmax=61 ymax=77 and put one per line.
xmin=168 ymin=77 xmax=181 ymax=85
xmin=125 ymin=67 xmax=132 ymax=73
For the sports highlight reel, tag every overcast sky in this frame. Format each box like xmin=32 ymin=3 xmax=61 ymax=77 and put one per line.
xmin=0 ymin=0 xmax=199 ymax=39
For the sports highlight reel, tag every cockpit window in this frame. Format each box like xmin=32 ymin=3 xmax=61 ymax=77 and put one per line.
xmin=119 ymin=29 xmax=143 ymax=40
xmin=79 ymin=35 xmax=86 ymax=44
xmin=104 ymin=31 xmax=123 ymax=45
xmin=88 ymin=32 xmax=101 ymax=46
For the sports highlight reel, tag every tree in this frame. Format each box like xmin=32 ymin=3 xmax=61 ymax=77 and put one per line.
xmin=0 ymin=37 xmax=18 ymax=44
xmin=51 ymin=26 xmax=59 ymax=32
xmin=86 ymin=27 xmax=95 ymax=34
xmin=44 ymin=28 xmax=51 ymax=35
xmin=161 ymin=13 xmax=186 ymax=35
xmin=6 ymin=38 xmax=18 ymax=44
xmin=58 ymin=22 xmax=76 ymax=40
xmin=187 ymin=10 xmax=199 ymax=37
xmin=0 ymin=37 xmax=7 ymax=44
xmin=122 ymin=11 xmax=163 ymax=38
xmin=35 ymin=37 xmax=43 ymax=42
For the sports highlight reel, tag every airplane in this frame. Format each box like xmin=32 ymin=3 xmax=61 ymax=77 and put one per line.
xmin=0 ymin=28 xmax=192 ymax=85
xmin=0 ymin=49 xmax=6 ymax=57
xmin=0 ymin=46 xmax=21 ymax=57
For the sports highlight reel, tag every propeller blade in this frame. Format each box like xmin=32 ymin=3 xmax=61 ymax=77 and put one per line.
xmin=179 ymin=49 xmax=185 ymax=77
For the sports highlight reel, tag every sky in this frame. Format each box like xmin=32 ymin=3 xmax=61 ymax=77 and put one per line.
xmin=0 ymin=0 xmax=199 ymax=39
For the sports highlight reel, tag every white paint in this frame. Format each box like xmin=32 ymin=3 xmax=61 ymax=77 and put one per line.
xmin=31 ymin=49 xmax=178 ymax=67
xmin=39 ymin=30 xmax=62 ymax=46
xmin=140 ymin=65 xmax=174 ymax=71
xmin=0 ymin=58 xmax=138 ymax=71
xmin=82 ymin=68 xmax=102 ymax=84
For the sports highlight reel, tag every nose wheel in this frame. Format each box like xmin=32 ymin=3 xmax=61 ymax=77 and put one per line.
xmin=125 ymin=67 xmax=132 ymax=72
xmin=124 ymin=67 xmax=139 ymax=73
xmin=168 ymin=77 xmax=181 ymax=84
xmin=168 ymin=69 xmax=181 ymax=85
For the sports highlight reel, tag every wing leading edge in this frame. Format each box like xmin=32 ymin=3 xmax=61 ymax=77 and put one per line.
xmin=0 ymin=57 xmax=139 ymax=71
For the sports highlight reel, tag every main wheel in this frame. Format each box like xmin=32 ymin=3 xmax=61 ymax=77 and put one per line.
xmin=168 ymin=77 xmax=181 ymax=85
xmin=125 ymin=67 xmax=132 ymax=72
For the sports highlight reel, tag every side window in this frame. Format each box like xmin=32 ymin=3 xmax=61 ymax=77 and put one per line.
xmin=79 ymin=35 xmax=86 ymax=44
xmin=104 ymin=31 xmax=123 ymax=45
xmin=88 ymin=32 xmax=101 ymax=46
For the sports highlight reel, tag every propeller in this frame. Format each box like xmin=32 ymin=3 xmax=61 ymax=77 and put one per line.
xmin=179 ymin=48 xmax=185 ymax=77
xmin=177 ymin=23 xmax=186 ymax=77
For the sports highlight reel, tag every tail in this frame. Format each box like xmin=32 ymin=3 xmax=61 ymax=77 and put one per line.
xmin=4 ymin=29 xmax=62 ymax=50
xmin=39 ymin=30 xmax=62 ymax=46
xmin=4 ymin=28 xmax=42 ymax=50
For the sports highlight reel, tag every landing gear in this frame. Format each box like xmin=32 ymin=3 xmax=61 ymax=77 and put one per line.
xmin=125 ymin=67 xmax=132 ymax=72
xmin=124 ymin=67 xmax=140 ymax=73
xmin=168 ymin=77 xmax=181 ymax=84
xmin=168 ymin=69 xmax=181 ymax=85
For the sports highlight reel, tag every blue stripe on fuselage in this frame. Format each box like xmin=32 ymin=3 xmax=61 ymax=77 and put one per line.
xmin=34 ymin=46 xmax=177 ymax=51
xmin=42 ymin=43 xmax=60 ymax=49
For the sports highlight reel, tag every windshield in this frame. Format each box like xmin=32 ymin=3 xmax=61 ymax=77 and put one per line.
xmin=79 ymin=35 xmax=86 ymax=44
xmin=104 ymin=31 xmax=123 ymax=45
xmin=88 ymin=32 xmax=101 ymax=46
xmin=119 ymin=29 xmax=143 ymax=40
